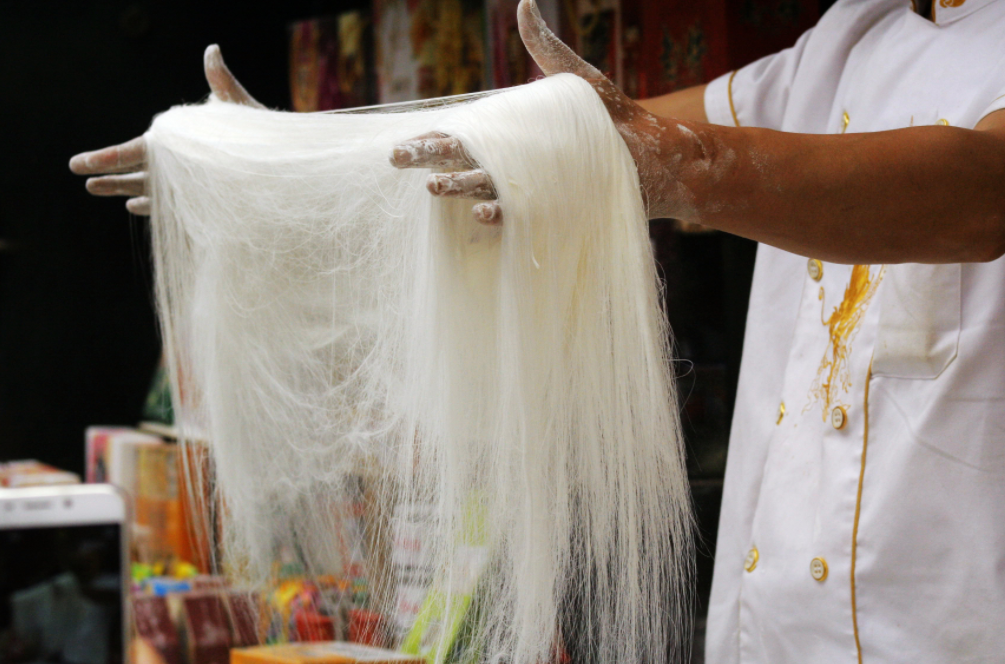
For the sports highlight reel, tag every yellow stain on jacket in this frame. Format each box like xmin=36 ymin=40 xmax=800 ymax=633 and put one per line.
xmin=808 ymin=265 xmax=885 ymax=420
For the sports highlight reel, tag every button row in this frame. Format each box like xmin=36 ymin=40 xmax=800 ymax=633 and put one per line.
xmin=810 ymin=557 xmax=829 ymax=581
xmin=774 ymin=402 xmax=848 ymax=430
xmin=830 ymin=405 xmax=847 ymax=430
xmin=744 ymin=547 xmax=829 ymax=582
xmin=807 ymin=258 xmax=824 ymax=282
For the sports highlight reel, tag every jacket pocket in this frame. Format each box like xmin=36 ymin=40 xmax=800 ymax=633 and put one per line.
xmin=872 ymin=264 xmax=961 ymax=379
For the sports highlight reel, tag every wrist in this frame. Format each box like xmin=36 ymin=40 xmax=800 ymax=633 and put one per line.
xmin=638 ymin=117 xmax=716 ymax=221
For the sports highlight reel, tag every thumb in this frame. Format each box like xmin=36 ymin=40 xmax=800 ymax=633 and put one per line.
xmin=203 ymin=44 xmax=264 ymax=108
xmin=517 ymin=0 xmax=602 ymax=80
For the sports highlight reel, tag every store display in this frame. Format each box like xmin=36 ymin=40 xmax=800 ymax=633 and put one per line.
xmin=568 ymin=0 xmax=622 ymax=84
xmin=87 ymin=428 xmax=204 ymax=569
xmin=487 ymin=0 xmax=534 ymax=88
xmin=290 ymin=13 xmax=377 ymax=112
xmin=632 ymin=0 xmax=818 ymax=99
xmin=374 ymin=0 xmax=487 ymax=102
xmin=86 ymin=427 xmax=131 ymax=484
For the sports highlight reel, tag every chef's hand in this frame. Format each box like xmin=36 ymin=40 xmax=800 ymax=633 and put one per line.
xmin=69 ymin=45 xmax=263 ymax=215
xmin=388 ymin=0 xmax=701 ymax=224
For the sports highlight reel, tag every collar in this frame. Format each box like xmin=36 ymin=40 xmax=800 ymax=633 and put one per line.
xmin=925 ymin=0 xmax=1000 ymax=26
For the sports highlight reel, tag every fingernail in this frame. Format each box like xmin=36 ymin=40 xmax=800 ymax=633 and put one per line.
xmin=204 ymin=45 xmax=217 ymax=68
xmin=427 ymin=174 xmax=449 ymax=195
xmin=389 ymin=146 xmax=413 ymax=167
xmin=126 ymin=196 xmax=151 ymax=216
xmin=474 ymin=203 xmax=501 ymax=225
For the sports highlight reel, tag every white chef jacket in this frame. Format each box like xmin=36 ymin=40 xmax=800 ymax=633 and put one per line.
xmin=701 ymin=0 xmax=1005 ymax=662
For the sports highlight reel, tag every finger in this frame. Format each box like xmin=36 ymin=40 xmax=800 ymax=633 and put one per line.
xmin=69 ymin=137 xmax=146 ymax=175
xmin=126 ymin=196 xmax=151 ymax=216
xmin=391 ymin=132 xmax=479 ymax=170
xmin=86 ymin=172 xmax=146 ymax=197
xmin=517 ymin=0 xmax=602 ymax=79
xmin=427 ymin=171 xmax=497 ymax=200
xmin=473 ymin=202 xmax=503 ymax=226
xmin=204 ymin=44 xmax=264 ymax=108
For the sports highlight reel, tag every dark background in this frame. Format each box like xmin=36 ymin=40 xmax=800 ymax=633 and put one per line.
xmin=0 ymin=1 xmax=366 ymax=472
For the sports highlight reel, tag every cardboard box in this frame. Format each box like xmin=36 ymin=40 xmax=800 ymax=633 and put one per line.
xmin=133 ymin=595 xmax=183 ymax=664
xmin=231 ymin=643 xmax=425 ymax=664
xmin=0 ymin=460 xmax=80 ymax=487
xmin=182 ymin=594 xmax=231 ymax=664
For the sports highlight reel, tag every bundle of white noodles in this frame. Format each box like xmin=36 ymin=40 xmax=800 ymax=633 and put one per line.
xmin=147 ymin=73 xmax=692 ymax=663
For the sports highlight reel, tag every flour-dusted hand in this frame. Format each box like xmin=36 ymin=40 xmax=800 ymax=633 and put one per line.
xmin=390 ymin=0 xmax=711 ymax=224
xmin=390 ymin=131 xmax=501 ymax=223
xmin=69 ymin=45 xmax=263 ymax=215
xmin=390 ymin=131 xmax=503 ymax=224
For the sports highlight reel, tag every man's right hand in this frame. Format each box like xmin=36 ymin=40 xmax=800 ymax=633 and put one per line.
xmin=389 ymin=0 xmax=711 ymax=225
xmin=69 ymin=44 xmax=262 ymax=216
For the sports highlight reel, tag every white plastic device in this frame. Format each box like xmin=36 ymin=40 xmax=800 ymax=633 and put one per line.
xmin=0 ymin=484 xmax=129 ymax=664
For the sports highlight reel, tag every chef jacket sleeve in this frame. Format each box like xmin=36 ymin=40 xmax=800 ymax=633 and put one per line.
xmin=704 ymin=28 xmax=815 ymax=130
xmin=978 ymin=88 xmax=1005 ymax=125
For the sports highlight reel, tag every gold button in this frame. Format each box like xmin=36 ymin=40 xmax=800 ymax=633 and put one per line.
xmin=810 ymin=557 xmax=829 ymax=581
xmin=807 ymin=258 xmax=824 ymax=282
xmin=744 ymin=547 xmax=759 ymax=572
xmin=830 ymin=405 xmax=847 ymax=430
xmin=937 ymin=118 xmax=950 ymax=126
xmin=776 ymin=401 xmax=786 ymax=425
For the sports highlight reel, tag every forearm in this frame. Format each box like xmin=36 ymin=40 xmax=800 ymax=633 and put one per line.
xmin=636 ymin=85 xmax=708 ymax=123
xmin=666 ymin=121 xmax=1005 ymax=264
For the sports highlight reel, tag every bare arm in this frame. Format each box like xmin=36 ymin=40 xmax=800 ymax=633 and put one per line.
xmin=662 ymin=111 xmax=1005 ymax=264
xmin=635 ymin=85 xmax=708 ymax=124
xmin=394 ymin=0 xmax=1005 ymax=265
